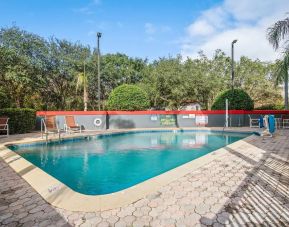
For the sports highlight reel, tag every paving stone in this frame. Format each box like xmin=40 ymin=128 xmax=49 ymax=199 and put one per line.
xmin=86 ymin=216 xmax=102 ymax=225
xmin=14 ymin=211 xmax=29 ymax=220
xmin=183 ymin=213 xmax=201 ymax=225
xmin=200 ymin=216 xmax=214 ymax=225
xmin=133 ymin=198 xmax=149 ymax=208
xmin=96 ymin=221 xmax=110 ymax=227
xmin=105 ymin=215 xmax=119 ymax=225
xmin=4 ymin=222 xmax=19 ymax=227
xmin=38 ymin=219 xmax=53 ymax=227
xmin=100 ymin=210 xmax=111 ymax=219
xmin=123 ymin=215 xmax=136 ymax=225
xmin=195 ymin=204 xmax=211 ymax=215
xmin=114 ymin=220 xmax=127 ymax=227
xmin=0 ymin=213 xmax=13 ymax=222
xmin=79 ymin=221 xmax=93 ymax=227
xmin=216 ymin=212 xmax=231 ymax=225
xmin=21 ymin=220 xmax=35 ymax=227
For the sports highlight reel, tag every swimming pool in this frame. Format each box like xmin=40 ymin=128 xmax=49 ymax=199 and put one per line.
xmin=9 ymin=130 xmax=249 ymax=195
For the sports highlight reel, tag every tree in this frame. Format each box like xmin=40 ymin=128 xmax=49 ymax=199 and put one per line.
xmin=86 ymin=53 xmax=147 ymax=109
xmin=267 ymin=16 xmax=289 ymax=109
xmin=0 ymin=46 xmax=34 ymax=108
xmin=184 ymin=50 xmax=231 ymax=109
xmin=0 ymin=25 xmax=284 ymax=111
xmin=141 ymin=56 xmax=190 ymax=110
xmin=273 ymin=53 xmax=289 ymax=107
xmin=0 ymin=27 xmax=48 ymax=109
xmin=42 ymin=38 xmax=91 ymax=110
xmin=234 ymin=57 xmax=282 ymax=108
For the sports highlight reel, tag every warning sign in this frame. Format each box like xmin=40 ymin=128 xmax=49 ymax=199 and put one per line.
xmin=196 ymin=115 xmax=208 ymax=126
xmin=160 ymin=115 xmax=176 ymax=126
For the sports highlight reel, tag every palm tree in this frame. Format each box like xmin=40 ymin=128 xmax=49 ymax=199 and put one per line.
xmin=267 ymin=16 xmax=289 ymax=109
xmin=274 ymin=53 xmax=289 ymax=109
xmin=76 ymin=62 xmax=88 ymax=111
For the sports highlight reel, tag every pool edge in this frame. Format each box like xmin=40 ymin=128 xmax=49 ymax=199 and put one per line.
xmin=0 ymin=128 xmax=260 ymax=212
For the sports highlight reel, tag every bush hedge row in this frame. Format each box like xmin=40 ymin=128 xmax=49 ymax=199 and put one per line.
xmin=211 ymin=89 xmax=254 ymax=110
xmin=254 ymin=104 xmax=285 ymax=110
xmin=0 ymin=108 xmax=36 ymax=134
xmin=107 ymin=84 xmax=150 ymax=110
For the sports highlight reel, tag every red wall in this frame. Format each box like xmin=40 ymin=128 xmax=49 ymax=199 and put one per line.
xmin=37 ymin=110 xmax=289 ymax=116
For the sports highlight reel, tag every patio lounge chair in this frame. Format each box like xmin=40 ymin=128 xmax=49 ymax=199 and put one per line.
xmin=64 ymin=115 xmax=82 ymax=133
xmin=41 ymin=115 xmax=62 ymax=140
xmin=282 ymin=114 xmax=289 ymax=129
xmin=0 ymin=117 xmax=9 ymax=137
xmin=248 ymin=115 xmax=260 ymax=128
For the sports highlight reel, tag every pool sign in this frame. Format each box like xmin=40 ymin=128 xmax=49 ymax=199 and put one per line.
xmin=160 ymin=115 xmax=176 ymax=126
xmin=150 ymin=115 xmax=158 ymax=121
xmin=196 ymin=115 xmax=208 ymax=126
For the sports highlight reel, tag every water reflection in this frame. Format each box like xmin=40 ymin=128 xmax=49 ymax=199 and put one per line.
xmin=12 ymin=131 xmax=246 ymax=195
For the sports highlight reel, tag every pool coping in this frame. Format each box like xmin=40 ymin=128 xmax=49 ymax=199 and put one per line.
xmin=0 ymin=127 xmax=259 ymax=211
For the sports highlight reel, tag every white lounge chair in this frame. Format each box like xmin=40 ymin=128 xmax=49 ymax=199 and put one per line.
xmin=282 ymin=115 xmax=289 ymax=129
xmin=248 ymin=115 xmax=260 ymax=128
xmin=0 ymin=117 xmax=9 ymax=137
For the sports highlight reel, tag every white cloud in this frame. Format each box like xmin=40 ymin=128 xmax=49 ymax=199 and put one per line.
xmin=223 ymin=0 xmax=287 ymax=21
xmin=145 ymin=23 xmax=156 ymax=34
xmin=144 ymin=23 xmax=171 ymax=35
xmin=182 ymin=0 xmax=289 ymax=61
xmin=187 ymin=20 xmax=215 ymax=36
xmin=187 ymin=6 xmax=228 ymax=37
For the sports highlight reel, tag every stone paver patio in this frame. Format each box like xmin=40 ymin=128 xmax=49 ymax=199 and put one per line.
xmin=0 ymin=129 xmax=289 ymax=226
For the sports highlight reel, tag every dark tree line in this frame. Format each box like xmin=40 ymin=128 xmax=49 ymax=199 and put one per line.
xmin=0 ymin=26 xmax=283 ymax=111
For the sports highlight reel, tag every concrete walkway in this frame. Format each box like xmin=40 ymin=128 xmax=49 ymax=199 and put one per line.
xmin=0 ymin=129 xmax=289 ymax=226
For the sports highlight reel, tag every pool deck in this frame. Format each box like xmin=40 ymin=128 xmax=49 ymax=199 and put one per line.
xmin=0 ymin=127 xmax=288 ymax=226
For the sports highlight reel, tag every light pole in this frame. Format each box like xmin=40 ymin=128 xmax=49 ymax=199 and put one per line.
xmin=231 ymin=39 xmax=237 ymax=89
xmin=97 ymin=32 xmax=102 ymax=111
xmin=84 ymin=61 xmax=87 ymax=111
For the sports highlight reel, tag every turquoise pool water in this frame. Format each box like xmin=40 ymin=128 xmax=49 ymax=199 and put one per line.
xmin=9 ymin=130 xmax=248 ymax=195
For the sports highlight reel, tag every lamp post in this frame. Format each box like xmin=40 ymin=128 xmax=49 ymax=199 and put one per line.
xmin=231 ymin=39 xmax=237 ymax=89
xmin=97 ymin=32 xmax=102 ymax=111
xmin=83 ymin=61 xmax=87 ymax=111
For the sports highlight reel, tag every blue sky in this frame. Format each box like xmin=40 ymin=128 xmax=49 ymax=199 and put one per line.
xmin=0 ymin=0 xmax=288 ymax=61
xmin=0 ymin=0 xmax=220 ymax=59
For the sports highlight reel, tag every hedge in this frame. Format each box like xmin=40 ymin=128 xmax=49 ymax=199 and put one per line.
xmin=211 ymin=89 xmax=254 ymax=110
xmin=107 ymin=84 xmax=150 ymax=110
xmin=255 ymin=104 xmax=285 ymax=110
xmin=0 ymin=108 xmax=36 ymax=134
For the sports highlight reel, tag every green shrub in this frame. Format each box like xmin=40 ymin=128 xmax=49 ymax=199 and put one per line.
xmin=211 ymin=89 xmax=254 ymax=110
xmin=0 ymin=108 xmax=36 ymax=134
xmin=107 ymin=84 xmax=150 ymax=110
xmin=255 ymin=104 xmax=285 ymax=110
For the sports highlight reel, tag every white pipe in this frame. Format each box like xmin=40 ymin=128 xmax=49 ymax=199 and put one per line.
xmin=225 ymin=99 xmax=229 ymax=128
